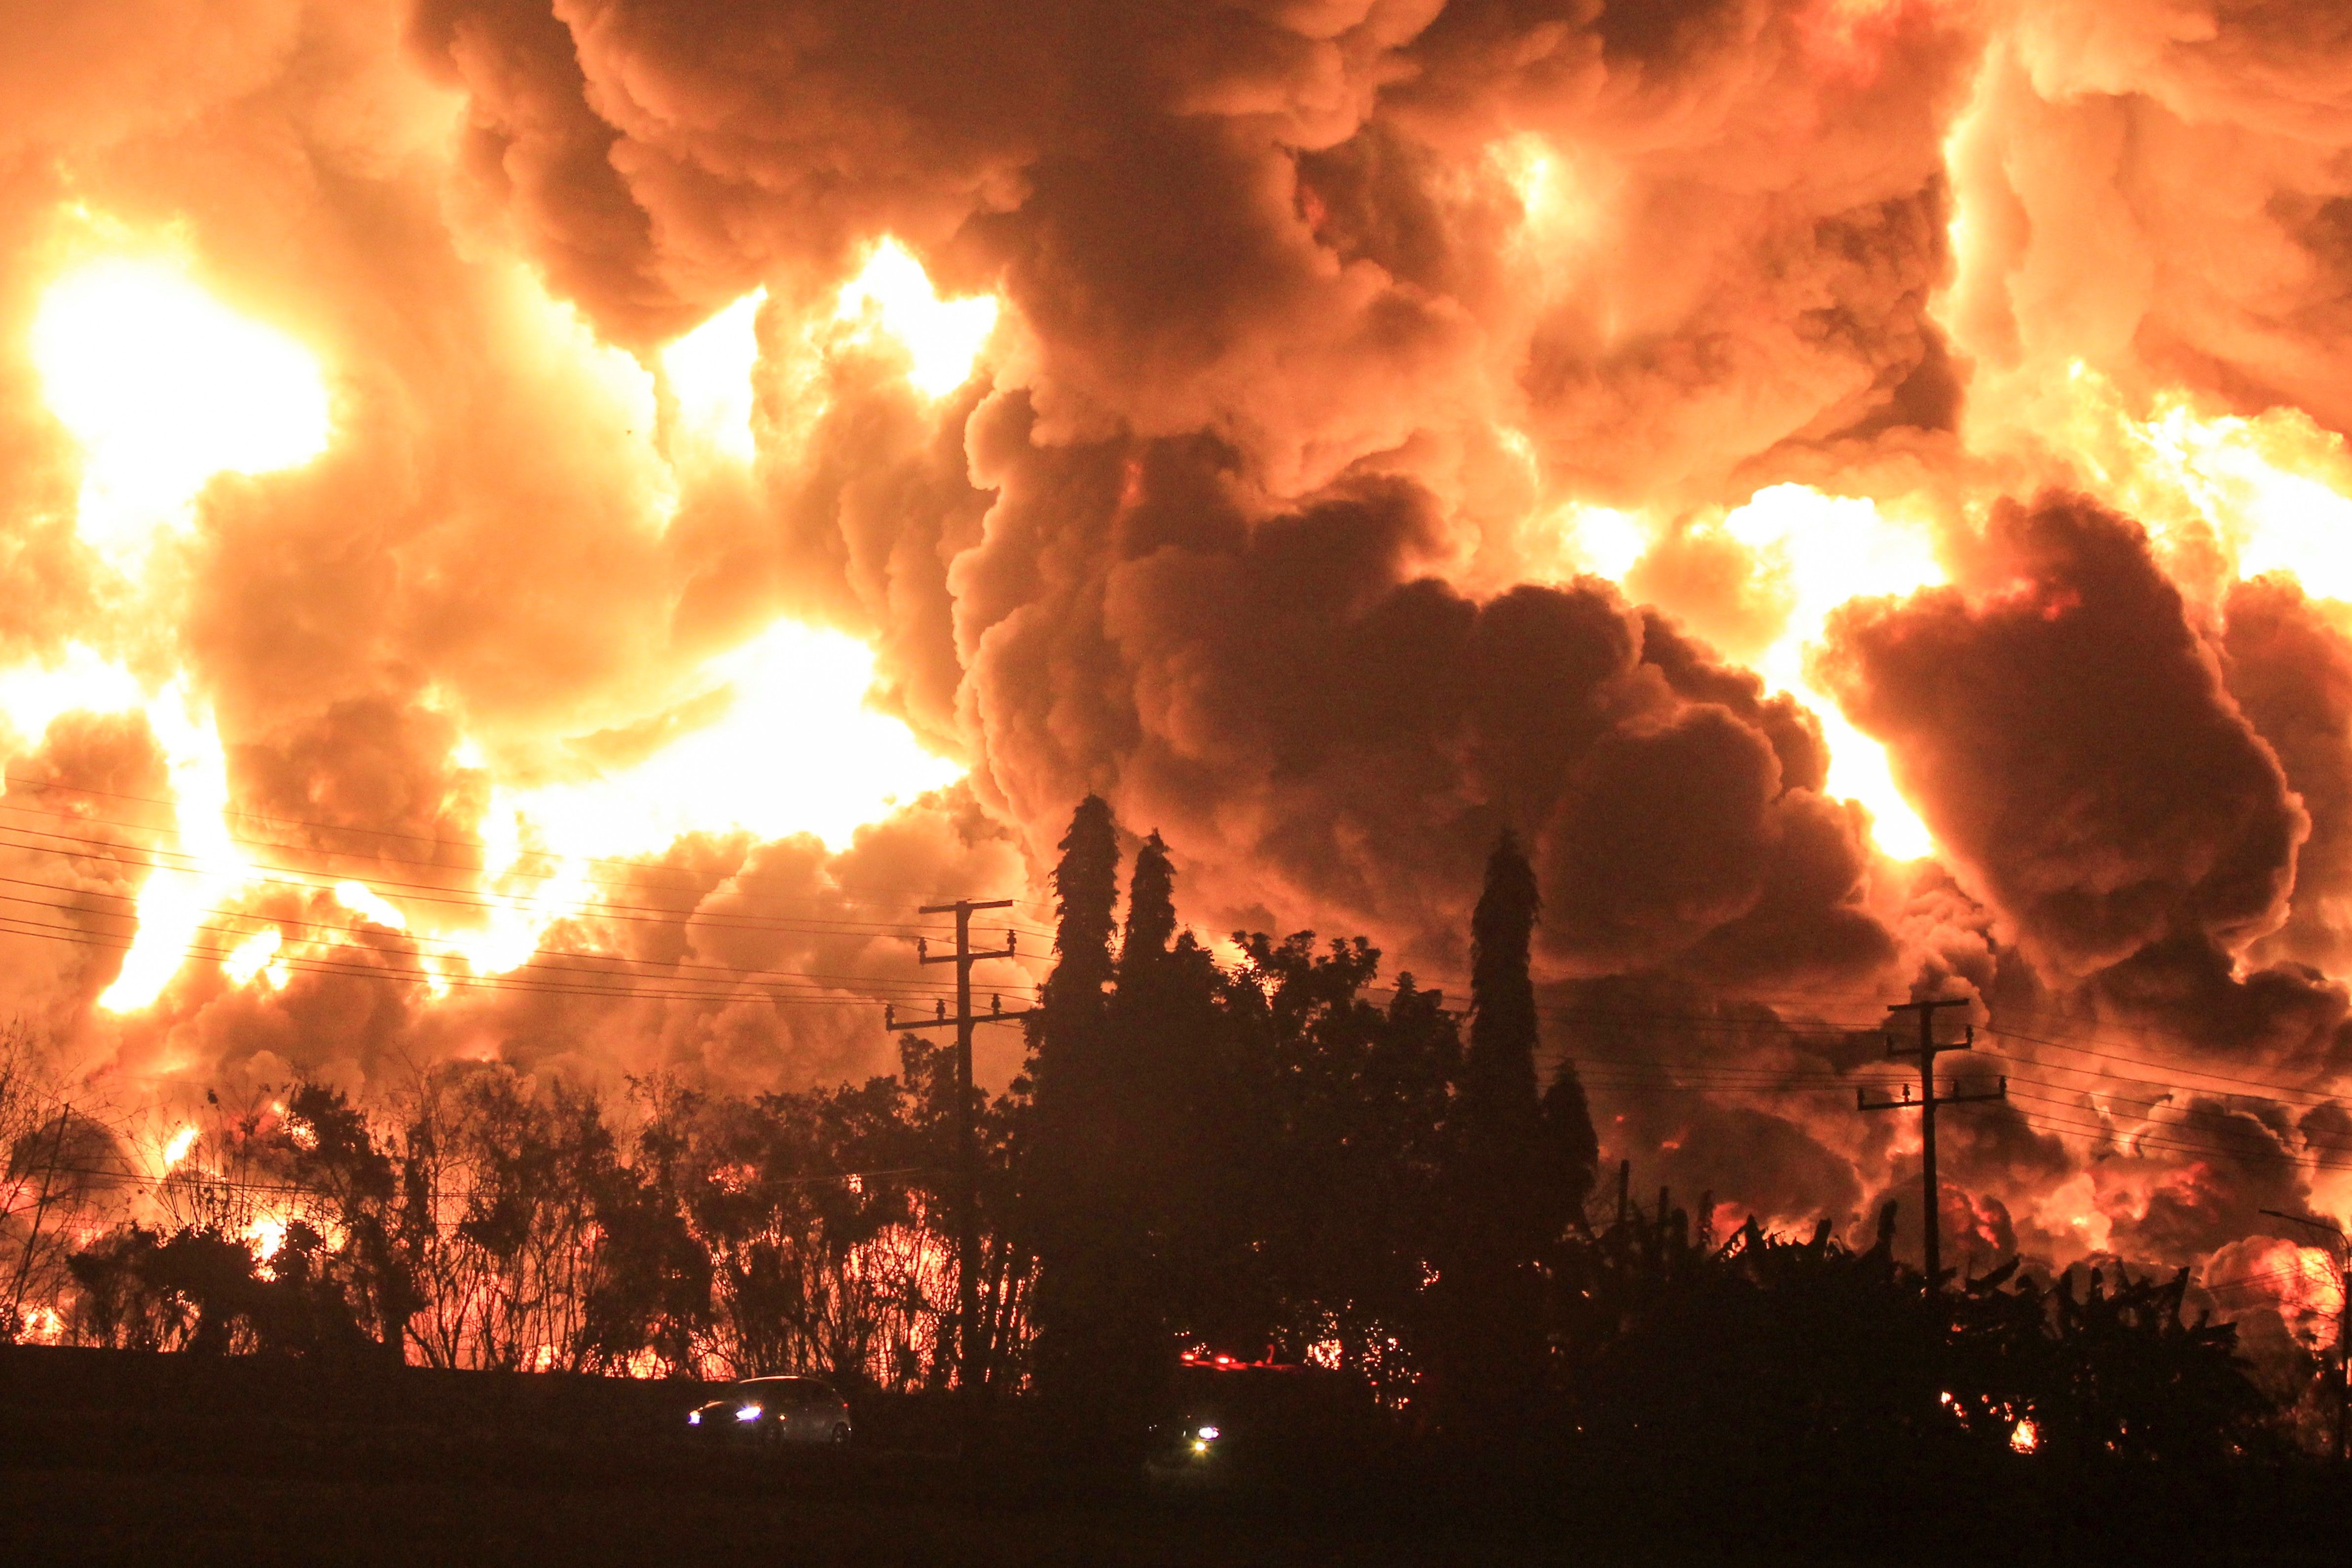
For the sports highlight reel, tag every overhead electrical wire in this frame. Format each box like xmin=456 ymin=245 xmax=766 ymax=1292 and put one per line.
xmin=0 ymin=913 xmax=1016 ymax=1010
xmin=10 ymin=1159 xmax=935 ymax=1204
xmin=0 ymin=814 xmax=1023 ymax=938
xmin=1981 ymin=1024 xmax=2337 ymax=1101
xmin=0 ymin=874 xmax=978 ymax=998
xmin=0 ymin=772 xmax=1059 ymax=920
xmin=0 ymin=807 xmax=1057 ymax=942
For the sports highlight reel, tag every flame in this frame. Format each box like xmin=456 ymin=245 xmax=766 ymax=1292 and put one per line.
xmin=489 ymin=617 xmax=961 ymax=863
xmin=836 ymin=239 xmax=999 ymax=398
xmin=662 ymin=289 xmax=765 ymax=460
xmin=8 ymin=254 xmax=953 ymax=1011
xmin=1555 ymin=504 xmax=1650 ymax=583
xmin=223 ymin=928 xmax=285 ymax=989
xmin=100 ymin=690 xmax=260 ymax=1012
xmin=332 ymin=882 xmax=407 ymax=932
xmin=31 ymin=256 xmax=330 ymax=562
xmin=2009 ymin=1416 xmax=2039 ymax=1454
xmin=160 ymin=1125 xmax=198 ymax=1171
xmin=1717 ymin=485 xmax=1943 ymax=859
xmin=244 ymin=1212 xmax=288 ymax=1266
xmin=2056 ymin=366 xmax=2352 ymax=604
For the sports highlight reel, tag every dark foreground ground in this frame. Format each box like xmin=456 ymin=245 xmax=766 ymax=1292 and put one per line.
xmin=1 ymin=1347 xmax=2346 ymax=1567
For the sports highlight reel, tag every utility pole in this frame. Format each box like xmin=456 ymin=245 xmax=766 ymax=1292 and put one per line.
xmin=887 ymin=900 xmax=1030 ymax=1427
xmin=2260 ymin=1207 xmax=2349 ymax=1462
xmin=1859 ymin=998 xmax=2004 ymax=1290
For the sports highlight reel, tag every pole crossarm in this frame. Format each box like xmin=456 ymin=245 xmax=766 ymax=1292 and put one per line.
xmin=890 ymin=1006 xmax=1037 ymax=1030
xmin=1864 ymin=996 xmax=2004 ymax=1290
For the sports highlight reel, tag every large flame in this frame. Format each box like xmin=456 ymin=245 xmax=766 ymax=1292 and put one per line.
xmin=32 ymin=257 xmax=330 ymax=562
xmin=1718 ymin=485 xmax=1944 ymax=860
xmin=13 ymin=247 xmax=966 ymax=1012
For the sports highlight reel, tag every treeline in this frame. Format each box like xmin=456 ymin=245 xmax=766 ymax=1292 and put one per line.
xmin=0 ymin=799 xmax=2294 ymax=1463
xmin=3 ymin=1044 xmax=1002 ymax=1386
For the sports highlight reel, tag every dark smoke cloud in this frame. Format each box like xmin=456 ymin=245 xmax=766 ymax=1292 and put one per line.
xmin=1817 ymin=491 xmax=2305 ymax=982
xmin=948 ymin=414 xmax=1897 ymax=990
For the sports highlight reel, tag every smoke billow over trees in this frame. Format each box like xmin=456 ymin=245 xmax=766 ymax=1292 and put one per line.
xmin=0 ymin=799 xmax=2293 ymax=1464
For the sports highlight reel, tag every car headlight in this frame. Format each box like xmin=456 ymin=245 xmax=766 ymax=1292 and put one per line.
xmin=735 ymin=1404 xmax=763 ymax=1423
xmin=1197 ymin=1425 xmax=1219 ymax=1441
xmin=687 ymin=1411 xmax=701 ymax=1426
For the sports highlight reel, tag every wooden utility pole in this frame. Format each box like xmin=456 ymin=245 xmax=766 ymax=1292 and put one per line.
xmin=888 ymin=900 xmax=1029 ymax=1419
xmin=2260 ymin=1207 xmax=2349 ymax=1462
xmin=1860 ymin=998 xmax=2004 ymax=1289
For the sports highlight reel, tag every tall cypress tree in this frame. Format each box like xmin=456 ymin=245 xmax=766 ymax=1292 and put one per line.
xmin=1117 ymin=832 xmax=1177 ymax=982
xmin=1105 ymin=832 xmax=1236 ymax=1352
xmin=1042 ymin=796 xmax=1119 ymax=1020
xmin=1026 ymin=796 xmax=1160 ymax=1439
xmin=1432 ymin=829 xmax=1582 ymax=1425
xmin=1461 ymin=830 xmax=1544 ymax=1174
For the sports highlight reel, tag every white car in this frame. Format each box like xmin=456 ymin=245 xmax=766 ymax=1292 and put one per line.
xmin=685 ymin=1376 xmax=853 ymax=1448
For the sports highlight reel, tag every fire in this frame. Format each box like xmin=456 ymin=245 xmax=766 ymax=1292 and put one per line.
xmin=160 ymin=1126 xmax=198 ymax=1171
xmin=662 ymin=289 xmax=766 ymax=461
xmin=333 ymin=882 xmax=407 ymax=932
xmin=1553 ymin=505 xmax=1649 ymax=584
xmin=485 ymin=617 xmax=962 ymax=863
xmin=835 ymin=239 xmax=999 ymax=399
xmin=2010 ymin=1417 xmax=2039 ymax=1454
xmin=31 ymin=256 xmax=330 ymax=562
xmin=2055 ymin=366 xmax=2352 ymax=605
xmin=244 ymin=1213 xmax=290 ymax=1275
xmin=6 ymin=254 xmax=957 ymax=1013
xmin=1718 ymin=486 xmax=1943 ymax=860
xmin=222 ymin=929 xmax=286 ymax=990
xmin=99 ymin=690 xmax=258 ymax=1013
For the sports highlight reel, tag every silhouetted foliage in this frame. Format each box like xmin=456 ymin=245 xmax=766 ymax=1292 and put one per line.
xmin=1556 ymin=1194 xmax=2272 ymax=1466
xmin=12 ymin=814 xmax=2302 ymax=1482
xmin=1429 ymin=831 xmax=1592 ymax=1427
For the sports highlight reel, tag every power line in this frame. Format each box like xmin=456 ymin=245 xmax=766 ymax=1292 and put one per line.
xmin=1 ymin=773 xmax=1060 ymax=918
xmin=0 ymin=913 xmax=1016 ymax=1010
xmin=0 ymin=876 xmax=980 ymax=998
xmin=1982 ymin=1024 xmax=2331 ymax=1102
xmin=17 ymin=1159 xmax=937 ymax=1203
xmin=0 ymin=819 xmax=1048 ymax=944
xmin=1994 ymin=1078 xmax=2352 ymax=1155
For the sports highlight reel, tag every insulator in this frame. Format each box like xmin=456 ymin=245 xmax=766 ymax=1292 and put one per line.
xmin=883 ymin=1005 xmax=894 ymax=1030
xmin=1006 ymin=931 xmax=1017 ymax=954
xmin=991 ymin=993 xmax=1001 ymax=1015
xmin=917 ymin=936 xmax=928 ymax=960
xmin=936 ymin=1000 xmax=947 ymax=1021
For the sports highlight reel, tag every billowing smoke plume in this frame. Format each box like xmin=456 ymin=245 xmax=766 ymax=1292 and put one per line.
xmin=4 ymin=0 xmax=2352 ymax=1328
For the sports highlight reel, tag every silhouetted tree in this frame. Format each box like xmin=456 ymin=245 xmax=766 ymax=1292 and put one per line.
xmin=264 ymin=1083 xmax=417 ymax=1359
xmin=1431 ymin=830 xmax=1590 ymax=1426
xmin=1231 ymin=933 xmax=1457 ymax=1402
xmin=1027 ymin=798 xmax=1171 ymax=1444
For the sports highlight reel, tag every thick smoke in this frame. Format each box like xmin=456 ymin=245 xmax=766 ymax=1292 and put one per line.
xmin=1817 ymin=491 xmax=2303 ymax=983
xmin=0 ymin=0 xmax=2351 ymax=1298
